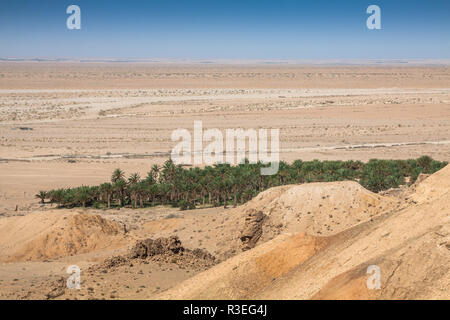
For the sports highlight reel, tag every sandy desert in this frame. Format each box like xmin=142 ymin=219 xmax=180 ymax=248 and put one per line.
xmin=0 ymin=61 xmax=449 ymax=299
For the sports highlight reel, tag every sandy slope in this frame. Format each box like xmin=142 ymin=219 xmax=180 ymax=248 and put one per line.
xmin=238 ymin=181 xmax=397 ymax=237
xmin=0 ymin=211 xmax=129 ymax=262
xmin=158 ymin=232 xmax=328 ymax=299
xmin=0 ymin=178 xmax=399 ymax=299
xmin=159 ymin=165 xmax=450 ymax=299
xmin=0 ymin=166 xmax=448 ymax=299
xmin=206 ymin=181 xmax=397 ymax=260
xmin=101 ymin=181 xmax=396 ymax=264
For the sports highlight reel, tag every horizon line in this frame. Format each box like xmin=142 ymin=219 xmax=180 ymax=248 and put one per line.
xmin=1 ymin=57 xmax=450 ymax=66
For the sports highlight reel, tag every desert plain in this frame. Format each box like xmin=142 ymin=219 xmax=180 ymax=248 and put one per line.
xmin=0 ymin=61 xmax=449 ymax=299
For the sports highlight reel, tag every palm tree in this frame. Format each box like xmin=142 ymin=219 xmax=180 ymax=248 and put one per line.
xmin=48 ymin=188 xmax=65 ymax=207
xmin=100 ymin=182 xmax=113 ymax=208
xmin=158 ymin=183 xmax=171 ymax=205
xmin=150 ymin=164 xmax=160 ymax=181
xmin=62 ymin=189 xmax=76 ymax=207
xmin=75 ymin=186 xmax=91 ymax=207
xmin=278 ymin=161 xmax=291 ymax=185
xmin=137 ymin=181 xmax=147 ymax=208
xmin=128 ymin=173 xmax=141 ymax=184
xmin=113 ymin=179 xmax=126 ymax=206
xmin=111 ymin=168 xmax=125 ymax=183
xmin=35 ymin=190 xmax=47 ymax=204
xmin=90 ymin=186 xmax=100 ymax=203
xmin=129 ymin=183 xmax=139 ymax=208
xmin=149 ymin=184 xmax=158 ymax=206
xmin=161 ymin=159 xmax=176 ymax=184
xmin=221 ymin=178 xmax=232 ymax=208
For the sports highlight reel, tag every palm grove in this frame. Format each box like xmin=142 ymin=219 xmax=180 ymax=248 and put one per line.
xmin=36 ymin=156 xmax=447 ymax=210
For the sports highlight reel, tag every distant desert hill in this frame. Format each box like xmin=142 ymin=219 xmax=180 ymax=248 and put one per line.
xmin=159 ymin=165 xmax=450 ymax=299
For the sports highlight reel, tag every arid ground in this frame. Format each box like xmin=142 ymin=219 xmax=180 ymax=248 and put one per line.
xmin=0 ymin=62 xmax=449 ymax=299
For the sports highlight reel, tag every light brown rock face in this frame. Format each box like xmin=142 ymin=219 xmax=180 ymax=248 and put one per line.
xmin=240 ymin=210 xmax=266 ymax=251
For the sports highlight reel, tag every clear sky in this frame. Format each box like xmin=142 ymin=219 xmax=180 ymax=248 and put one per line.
xmin=0 ymin=0 xmax=449 ymax=59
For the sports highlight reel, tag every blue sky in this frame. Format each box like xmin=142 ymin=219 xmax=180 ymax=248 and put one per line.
xmin=0 ymin=0 xmax=449 ymax=59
